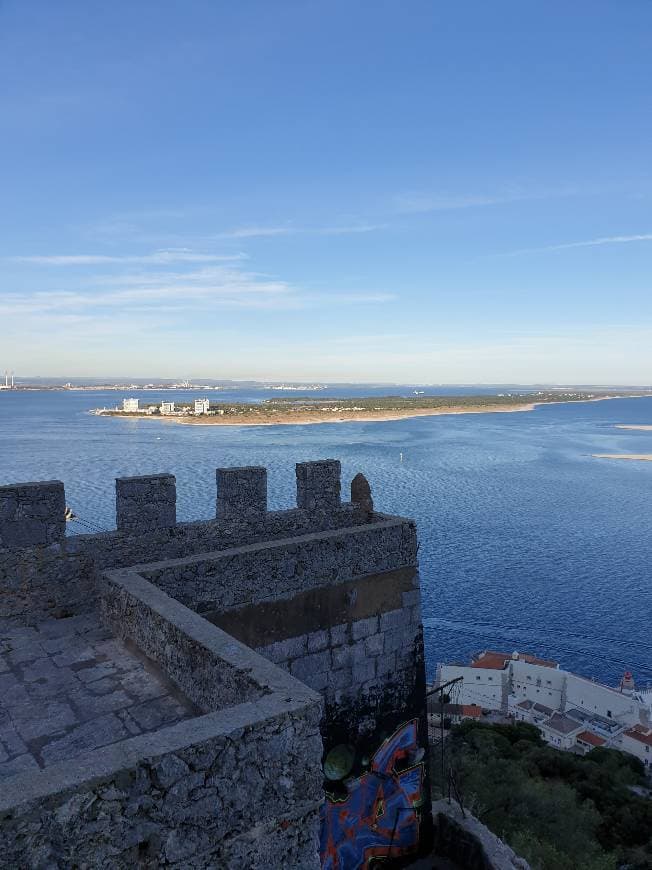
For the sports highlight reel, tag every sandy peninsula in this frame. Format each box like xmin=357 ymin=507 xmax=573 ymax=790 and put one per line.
xmin=615 ymin=424 xmax=652 ymax=431
xmin=173 ymin=402 xmax=539 ymax=426
xmin=94 ymin=390 xmax=648 ymax=429
xmin=592 ymin=454 xmax=652 ymax=462
xmin=96 ymin=401 xmax=541 ymax=428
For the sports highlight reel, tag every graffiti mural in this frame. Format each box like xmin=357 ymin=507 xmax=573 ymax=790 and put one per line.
xmin=320 ymin=719 xmax=425 ymax=869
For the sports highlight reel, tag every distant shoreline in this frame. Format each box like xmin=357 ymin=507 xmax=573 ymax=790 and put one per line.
xmin=91 ymin=392 xmax=647 ymax=428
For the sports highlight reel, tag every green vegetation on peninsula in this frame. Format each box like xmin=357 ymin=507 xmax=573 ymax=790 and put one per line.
xmin=95 ymin=390 xmax=623 ymax=426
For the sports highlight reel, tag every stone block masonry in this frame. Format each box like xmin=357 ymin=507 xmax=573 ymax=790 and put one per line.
xmin=0 ymin=461 xmax=371 ymax=623
xmin=216 ymin=466 xmax=267 ymax=521
xmin=115 ymin=473 xmax=176 ymax=533
xmin=136 ymin=505 xmax=431 ymax=863
xmin=0 ymin=480 xmax=65 ymax=548
xmin=296 ymin=459 xmax=341 ymax=511
xmin=0 ymin=553 xmax=323 ymax=868
xmin=0 ymin=458 xmax=431 ymax=867
xmin=0 ymin=611 xmax=195 ymax=780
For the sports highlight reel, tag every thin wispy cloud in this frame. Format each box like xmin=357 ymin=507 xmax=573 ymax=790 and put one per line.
xmin=2 ymin=261 xmax=395 ymax=321
xmin=12 ymin=250 xmax=246 ymax=266
xmin=393 ymin=186 xmax=579 ymax=215
xmin=317 ymin=224 xmax=386 ymax=236
xmin=505 ymin=233 xmax=652 ymax=256
xmin=217 ymin=224 xmax=384 ymax=239
xmin=218 ymin=226 xmax=294 ymax=239
xmin=394 ymin=193 xmax=514 ymax=214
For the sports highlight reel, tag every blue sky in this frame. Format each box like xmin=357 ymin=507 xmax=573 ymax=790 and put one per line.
xmin=1 ymin=0 xmax=651 ymax=383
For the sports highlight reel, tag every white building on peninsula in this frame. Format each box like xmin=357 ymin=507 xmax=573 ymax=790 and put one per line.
xmin=194 ymin=398 xmax=210 ymax=414
xmin=435 ymin=650 xmax=651 ymax=764
xmin=122 ymin=397 xmax=139 ymax=412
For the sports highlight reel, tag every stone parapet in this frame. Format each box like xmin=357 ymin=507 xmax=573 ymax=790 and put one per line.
xmin=0 ymin=562 xmax=323 ymax=869
xmin=0 ymin=457 xmax=430 ymax=867
xmin=216 ymin=466 xmax=267 ymax=521
xmin=296 ymin=459 xmax=341 ymax=511
xmin=100 ymin=566 xmax=318 ymax=712
xmin=0 ymin=481 xmax=65 ymax=548
xmin=115 ymin=473 xmax=176 ymax=533
xmin=0 ymin=461 xmax=383 ymax=622
xmin=141 ymin=518 xmax=418 ymax=613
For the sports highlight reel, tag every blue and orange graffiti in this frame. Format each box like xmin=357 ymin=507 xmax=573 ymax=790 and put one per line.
xmin=320 ymin=720 xmax=424 ymax=869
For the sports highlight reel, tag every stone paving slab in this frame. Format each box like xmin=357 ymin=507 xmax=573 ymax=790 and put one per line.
xmin=0 ymin=613 xmax=196 ymax=780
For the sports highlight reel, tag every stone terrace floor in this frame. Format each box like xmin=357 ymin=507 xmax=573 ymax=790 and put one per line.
xmin=0 ymin=612 xmax=198 ymax=780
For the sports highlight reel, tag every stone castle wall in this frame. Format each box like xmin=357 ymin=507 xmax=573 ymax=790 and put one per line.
xmin=0 ymin=460 xmax=370 ymax=623
xmin=0 ymin=459 xmax=432 ymax=867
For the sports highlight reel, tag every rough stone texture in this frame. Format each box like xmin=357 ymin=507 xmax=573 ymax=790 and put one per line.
xmin=143 ymin=519 xmax=418 ymax=614
xmin=0 ymin=481 xmax=65 ymax=548
xmin=0 ymin=565 xmax=323 ymax=868
xmin=0 ymin=701 xmax=323 ymax=869
xmin=0 ymin=461 xmax=429 ymax=867
xmin=216 ymin=466 xmax=267 ymax=521
xmin=0 ymin=464 xmax=375 ymax=623
xmin=126 ymin=506 xmax=430 ymax=860
xmin=115 ymin=474 xmax=176 ymax=533
xmin=432 ymin=800 xmax=532 ymax=870
xmin=0 ymin=613 xmax=194 ymax=779
xmin=296 ymin=459 xmax=341 ymax=511
xmin=255 ymin=605 xmax=424 ymax=717
xmin=100 ymin=568 xmax=299 ymax=713
xmin=351 ymin=472 xmax=374 ymax=516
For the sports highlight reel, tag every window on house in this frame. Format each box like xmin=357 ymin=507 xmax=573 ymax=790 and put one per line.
xmin=607 ymin=710 xmax=612 ymax=718
xmin=476 ymin=676 xmax=481 ymax=681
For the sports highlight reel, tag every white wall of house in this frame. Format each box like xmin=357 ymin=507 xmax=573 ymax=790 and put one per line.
xmin=509 ymin=661 xmax=564 ymax=708
xmin=437 ymin=664 xmax=504 ymax=710
xmin=539 ymin=721 xmax=582 ymax=750
xmin=619 ymin=733 xmax=651 ymax=767
xmin=438 ymin=658 xmax=650 ymax=756
xmin=565 ymin=675 xmax=641 ymax=727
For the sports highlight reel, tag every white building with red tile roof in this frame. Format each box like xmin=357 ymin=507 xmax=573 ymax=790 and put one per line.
xmin=576 ymin=730 xmax=607 ymax=752
xmin=435 ymin=650 xmax=651 ymax=763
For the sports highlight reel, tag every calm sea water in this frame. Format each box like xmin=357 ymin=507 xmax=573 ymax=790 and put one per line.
xmin=1 ymin=388 xmax=651 ymax=689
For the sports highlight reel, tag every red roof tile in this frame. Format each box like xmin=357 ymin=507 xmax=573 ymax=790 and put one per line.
xmin=577 ymin=730 xmax=606 ymax=747
xmin=624 ymin=726 xmax=652 ymax=747
xmin=461 ymin=705 xmax=483 ymax=718
xmin=470 ymin=650 xmax=557 ymax=670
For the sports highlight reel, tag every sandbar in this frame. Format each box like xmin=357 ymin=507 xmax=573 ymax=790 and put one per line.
xmin=94 ymin=393 xmax=649 ymax=429
xmin=592 ymin=454 xmax=652 ymax=462
xmin=615 ymin=425 xmax=652 ymax=431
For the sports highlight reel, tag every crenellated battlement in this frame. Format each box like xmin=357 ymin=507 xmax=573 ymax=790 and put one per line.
xmin=0 ymin=460 xmax=383 ymax=623
xmin=0 ymin=459 xmax=352 ymax=548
